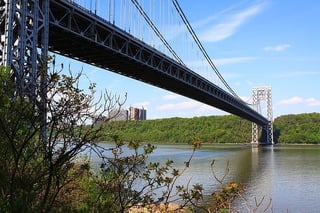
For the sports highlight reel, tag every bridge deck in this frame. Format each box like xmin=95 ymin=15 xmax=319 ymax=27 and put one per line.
xmin=48 ymin=0 xmax=268 ymax=126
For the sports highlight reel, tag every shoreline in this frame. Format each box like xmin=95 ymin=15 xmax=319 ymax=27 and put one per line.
xmin=98 ymin=141 xmax=320 ymax=146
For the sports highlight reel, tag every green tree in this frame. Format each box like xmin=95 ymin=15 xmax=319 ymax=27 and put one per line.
xmin=0 ymin=64 xmax=205 ymax=213
xmin=85 ymin=139 xmax=204 ymax=213
xmin=0 ymin=64 xmax=125 ymax=212
xmin=274 ymin=113 xmax=320 ymax=144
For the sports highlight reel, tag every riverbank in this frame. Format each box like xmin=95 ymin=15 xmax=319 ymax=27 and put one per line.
xmin=129 ymin=203 xmax=191 ymax=213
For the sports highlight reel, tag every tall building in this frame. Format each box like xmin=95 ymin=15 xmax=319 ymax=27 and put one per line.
xmin=139 ymin=108 xmax=147 ymax=120
xmin=129 ymin=107 xmax=139 ymax=120
xmin=109 ymin=109 xmax=129 ymax=121
xmin=129 ymin=107 xmax=147 ymax=120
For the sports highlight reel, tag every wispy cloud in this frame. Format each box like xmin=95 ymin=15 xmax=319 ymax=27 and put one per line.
xmin=164 ymin=3 xmax=243 ymax=42
xmin=157 ymin=100 xmax=199 ymax=111
xmin=220 ymin=72 xmax=241 ymax=79
xmin=199 ymin=2 xmax=266 ymax=42
xmin=155 ymin=99 xmax=224 ymax=117
xmin=131 ymin=101 xmax=150 ymax=108
xmin=214 ymin=57 xmax=257 ymax=66
xmin=279 ymin=96 xmax=320 ymax=106
xmin=263 ymin=44 xmax=291 ymax=52
xmin=162 ymin=93 xmax=180 ymax=101
xmin=182 ymin=57 xmax=256 ymax=82
xmin=306 ymin=98 xmax=320 ymax=106
xmin=186 ymin=57 xmax=257 ymax=67
xmin=275 ymin=71 xmax=320 ymax=78
xmin=239 ymin=96 xmax=252 ymax=103
xmin=279 ymin=96 xmax=303 ymax=105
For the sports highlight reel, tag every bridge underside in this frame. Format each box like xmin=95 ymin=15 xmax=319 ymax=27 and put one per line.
xmin=47 ymin=0 xmax=267 ymax=126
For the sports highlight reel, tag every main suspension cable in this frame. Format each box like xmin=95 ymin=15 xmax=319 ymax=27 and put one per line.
xmin=130 ymin=0 xmax=186 ymax=67
xmin=172 ymin=0 xmax=240 ymax=99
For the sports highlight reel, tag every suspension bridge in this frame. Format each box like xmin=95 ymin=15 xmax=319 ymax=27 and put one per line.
xmin=0 ymin=0 xmax=273 ymax=144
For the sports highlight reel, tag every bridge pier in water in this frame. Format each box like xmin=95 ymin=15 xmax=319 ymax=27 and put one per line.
xmin=251 ymin=86 xmax=274 ymax=145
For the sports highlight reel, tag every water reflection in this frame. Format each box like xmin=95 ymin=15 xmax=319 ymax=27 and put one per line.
xmin=89 ymin=144 xmax=320 ymax=212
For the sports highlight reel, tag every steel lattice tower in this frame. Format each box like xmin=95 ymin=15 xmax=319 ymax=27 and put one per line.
xmin=0 ymin=0 xmax=49 ymax=98
xmin=252 ymin=86 xmax=273 ymax=145
xmin=1 ymin=0 xmax=49 ymax=141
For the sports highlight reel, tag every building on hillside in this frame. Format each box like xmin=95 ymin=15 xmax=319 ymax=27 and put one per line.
xmin=129 ymin=107 xmax=139 ymax=120
xmin=94 ymin=115 xmax=107 ymax=125
xmin=139 ymin=108 xmax=147 ymax=120
xmin=95 ymin=107 xmax=146 ymax=123
xmin=129 ymin=106 xmax=147 ymax=120
xmin=109 ymin=109 xmax=129 ymax=121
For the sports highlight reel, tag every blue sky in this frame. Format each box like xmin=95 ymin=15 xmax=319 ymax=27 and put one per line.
xmin=57 ymin=0 xmax=320 ymax=119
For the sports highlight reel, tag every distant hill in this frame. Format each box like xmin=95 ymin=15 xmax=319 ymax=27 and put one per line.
xmin=274 ymin=112 xmax=320 ymax=144
xmin=100 ymin=113 xmax=320 ymax=144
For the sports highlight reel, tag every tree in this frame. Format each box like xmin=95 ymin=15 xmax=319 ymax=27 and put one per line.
xmin=83 ymin=139 xmax=204 ymax=213
xmin=0 ymin=61 xmax=126 ymax=212
xmin=1 ymin=61 xmax=247 ymax=212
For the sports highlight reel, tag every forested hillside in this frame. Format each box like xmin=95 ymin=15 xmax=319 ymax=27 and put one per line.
xmin=274 ymin=112 xmax=320 ymax=144
xmin=101 ymin=113 xmax=320 ymax=144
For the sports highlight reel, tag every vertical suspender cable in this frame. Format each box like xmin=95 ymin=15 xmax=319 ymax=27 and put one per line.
xmin=113 ymin=0 xmax=115 ymax=24
xmin=108 ymin=0 xmax=111 ymax=22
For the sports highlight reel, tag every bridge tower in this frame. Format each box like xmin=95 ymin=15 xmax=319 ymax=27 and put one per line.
xmin=251 ymin=86 xmax=273 ymax=145
xmin=0 ymin=0 xmax=49 ymax=98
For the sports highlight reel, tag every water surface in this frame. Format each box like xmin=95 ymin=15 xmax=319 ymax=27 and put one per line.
xmin=148 ymin=144 xmax=320 ymax=212
xmin=91 ymin=144 xmax=320 ymax=212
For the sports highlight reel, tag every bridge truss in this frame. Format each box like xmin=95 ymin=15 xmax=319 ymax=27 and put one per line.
xmin=1 ymin=0 xmax=272 ymax=145
xmin=0 ymin=0 xmax=49 ymax=98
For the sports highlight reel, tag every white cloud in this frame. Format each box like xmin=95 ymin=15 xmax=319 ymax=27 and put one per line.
xmin=181 ymin=57 xmax=255 ymax=83
xmin=275 ymin=71 xmax=320 ymax=78
xmin=214 ymin=57 xmax=257 ymax=66
xmin=263 ymin=44 xmax=291 ymax=52
xmin=157 ymin=100 xmax=199 ymax=111
xmin=220 ymin=72 xmax=241 ymax=79
xmin=239 ymin=96 xmax=252 ymax=103
xmin=155 ymin=99 xmax=225 ymax=117
xmin=279 ymin=96 xmax=303 ymax=105
xmin=186 ymin=57 xmax=257 ymax=68
xmin=199 ymin=3 xmax=265 ymax=42
xmin=306 ymin=98 xmax=320 ymax=106
xmin=279 ymin=96 xmax=320 ymax=106
xmin=131 ymin=101 xmax=150 ymax=108
xmin=245 ymin=80 xmax=254 ymax=86
xmin=162 ymin=93 xmax=180 ymax=100
xmin=234 ymin=81 xmax=242 ymax=87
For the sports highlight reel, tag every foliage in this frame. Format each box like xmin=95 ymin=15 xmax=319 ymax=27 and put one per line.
xmin=204 ymin=160 xmax=242 ymax=213
xmin=80 ymin=138 xmax=204 ymax=213
xmin=211 ymin=182 xmax=241 ymax=212
xmin=274 ymin=113 xmax=320 ymax=144
xmin=0 ymin=64 xmax=205 ymax=213
xmin=4 ymin=59 xmax=314 ymax=212
xmin=51 ymin=139 xmax=248 ymax=213
xmin=101 ymin=115 xmax=252 ymax=144
xmin=0 ymin=63 xmax=125 ymax=212
xmin=100 ymin=113 xmax=320 ymax=144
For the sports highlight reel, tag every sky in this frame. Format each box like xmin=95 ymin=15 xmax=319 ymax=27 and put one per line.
xmin=56 ymin=0 xmax=320 ymax=120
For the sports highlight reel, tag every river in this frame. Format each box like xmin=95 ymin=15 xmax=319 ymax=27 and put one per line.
xmin=90 ymin=144 xmax=320 ymax=212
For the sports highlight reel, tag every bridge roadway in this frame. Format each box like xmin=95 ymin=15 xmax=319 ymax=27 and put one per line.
xmin=48 ymin=0 xmax=268 ymax=126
